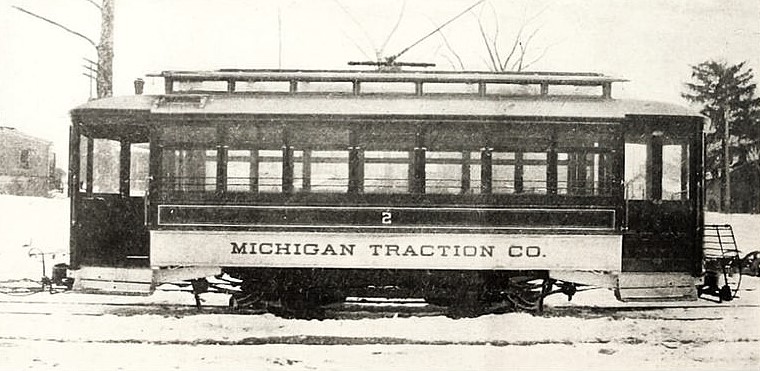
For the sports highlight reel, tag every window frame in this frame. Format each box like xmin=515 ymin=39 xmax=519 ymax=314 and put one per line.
xmin=623 ymin=120 xmax=696 ymax=203
xmin=152 ymin=120 xmax=624 ymax=202
xmin=19 ymin=149 xmax=31 ymax=169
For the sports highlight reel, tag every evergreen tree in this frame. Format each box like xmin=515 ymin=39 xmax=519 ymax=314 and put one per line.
xmin=682 ymin=60 xmax=760 ymax=212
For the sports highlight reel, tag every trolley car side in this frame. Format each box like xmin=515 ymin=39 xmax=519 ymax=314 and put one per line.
xmin=68 ymin=69 xmax=705 ymax=312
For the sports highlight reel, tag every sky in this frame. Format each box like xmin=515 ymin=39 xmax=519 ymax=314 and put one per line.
xmin=1 ymin=0 xmax=759 ymax=165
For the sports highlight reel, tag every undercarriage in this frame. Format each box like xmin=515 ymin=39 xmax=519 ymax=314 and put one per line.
xmin=206 ymin=268 xmax=579 ymax=318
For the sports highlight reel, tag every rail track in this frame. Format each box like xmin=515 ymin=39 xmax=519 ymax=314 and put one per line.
xmin=1 ymin=289 xmax=758 ymax=320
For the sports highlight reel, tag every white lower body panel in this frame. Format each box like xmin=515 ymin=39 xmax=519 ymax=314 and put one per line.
xmin=151 ymin=230 xmax=622 ymax=271
xmin=616 ymin=272 xmax=698 ymax=302
xmin=71 ymin=266 xmax=153 ymax=295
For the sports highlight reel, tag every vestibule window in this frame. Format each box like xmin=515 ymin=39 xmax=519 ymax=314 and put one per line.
xmin=663 ymin=143 xmax=689 ymax=201
xmin=624 ymin=130 xmax=690 ymax=201
xmin=130 ymin=143 xmax=150 ymax=197
xmin=92 ymin=139 xmax=121 ymax=194
xmin=79 ymin=136 xmax=89 ymax=192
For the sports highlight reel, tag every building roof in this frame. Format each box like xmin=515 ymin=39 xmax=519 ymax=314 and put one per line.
xmin=0 ymin=126 xmax=52 ymax=145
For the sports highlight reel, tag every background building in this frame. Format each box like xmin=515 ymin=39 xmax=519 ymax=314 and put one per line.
xmin=0 ymin=126 xmax=56 ymax=196
xmin=705 ymin=160 xmax=760 ymax=213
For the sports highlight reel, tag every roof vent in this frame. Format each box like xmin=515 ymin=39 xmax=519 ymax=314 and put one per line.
xmin=154 ymin=95 xmax=208 ymax=109
xmin=134 ymin=78 xmax=145 ymax=95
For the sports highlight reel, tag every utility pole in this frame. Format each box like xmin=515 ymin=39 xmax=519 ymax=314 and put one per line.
xmin=97 ymin=0 xmax=114 ymax=98
xmin=14 ymin=0 xmax=114 ymax=98
xmin=722 ymin=108 xmax=731 ymax=212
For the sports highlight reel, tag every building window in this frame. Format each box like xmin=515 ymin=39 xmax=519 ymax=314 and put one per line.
xmin=20 ymin=149 xmax=31 ymax=169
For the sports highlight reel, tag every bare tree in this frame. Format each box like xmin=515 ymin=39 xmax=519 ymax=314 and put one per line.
xmin=432 ymin=26 xmax=465 ymax=70
xmin=472 ymin=2 xmax=551 ymax=72
xmin=13 ymin=0 xmax=114 ymax=98
xmin=333 ymin=0 xmax=408 ymax=63
xmin=338 ymin=0 xmax=484 ymax=72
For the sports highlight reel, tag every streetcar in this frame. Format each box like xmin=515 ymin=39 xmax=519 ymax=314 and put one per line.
xmin=68 ymin=68 xmax=705 ymax=315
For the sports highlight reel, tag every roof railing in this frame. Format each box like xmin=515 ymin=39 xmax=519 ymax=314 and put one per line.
xmin=149 ymin=69 xmax=627 ymax=99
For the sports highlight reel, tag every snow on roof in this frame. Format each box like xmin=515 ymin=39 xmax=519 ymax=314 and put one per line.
xmin=72 ymin=69 xmax=703 ymax=122
xmin=72 ymin=93 xmax=702 ymax=122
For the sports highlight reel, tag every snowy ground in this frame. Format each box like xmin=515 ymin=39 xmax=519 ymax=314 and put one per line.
xmin=0 ymin=195 xmax=69 ymax=281
xmin=0 ymin=282 xmax=758 ymax=370
xmin=0 ymin=195 xmax=759 ymax=370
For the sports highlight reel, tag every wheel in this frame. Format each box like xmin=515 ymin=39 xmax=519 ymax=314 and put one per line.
xmin=445 ymin=298 xmax=488 ymax=318
xmin=229 ymin=295 xmax=240 ymax=311
xmin=431 ymin=286 xmax=488 ymax=318
xmin=228 ymin=291 xmax=264 ymax=311
xmin=501 ymin=277 xmax=550 ymax=313
xmin=719 ymin=284 xmax=733 ymax=302
xmin=271 ymin=291 xmax=327 ymax=320
xmin=504 ymin=290 xmax=544 ymax=312
xmin=424 ymin=297 xmax=454 ymax=307
xmin=742 ymin=251 xmax=760 ymax=276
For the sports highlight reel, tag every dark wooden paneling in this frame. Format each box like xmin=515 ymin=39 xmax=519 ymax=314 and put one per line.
xmin=623 ymin=200 xmax=696 ymax=272
xmin=72 ymin=195 xmax=149 ymax=268
xmin=624 ymin=200 xmax=693 ymax=234
xmin=622 ymin=234 xmax=693 ymax=272
xmin=158 ymin=204 xmax=615 ymax=231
